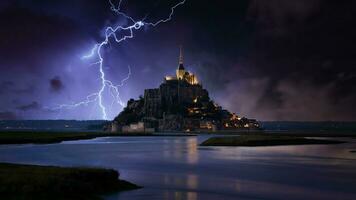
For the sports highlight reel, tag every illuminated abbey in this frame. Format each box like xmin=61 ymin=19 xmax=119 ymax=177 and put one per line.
xmin=110 ymin=47 xmax=259 ymax=133
xmin=164 ymin=47 xmax=199 ymax=85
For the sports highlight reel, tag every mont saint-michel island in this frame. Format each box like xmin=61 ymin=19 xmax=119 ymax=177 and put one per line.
xmin=109 ymin=48 xmax=260 ymax=133
xmin=1 ymin=1 xmax=356 ymax=200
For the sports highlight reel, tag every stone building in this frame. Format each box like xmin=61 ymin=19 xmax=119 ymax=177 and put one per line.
xmin=111 ymin=47 xmax=260 ymax=133
xmin=144 ymin=88 xmax=161 ymax=118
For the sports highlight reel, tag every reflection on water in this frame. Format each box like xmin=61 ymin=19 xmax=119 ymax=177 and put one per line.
xmin=163 ymin=137 xmax=199 ymax=164
xmin=0 ymin=135 xmax=356 ymax=200
xmin=161 ymin=191 xmax=197 ymax=200
xmin=163 ymin=174 xmax=198 ymax=190
xmin=186 ymin=138 xmax=199 ymax=164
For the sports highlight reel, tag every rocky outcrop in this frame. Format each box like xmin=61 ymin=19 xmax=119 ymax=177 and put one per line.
xmin=112 ymin=49 xmax=259 ymax=132
xmin=112 ymin=78 xmax=260 ymax=132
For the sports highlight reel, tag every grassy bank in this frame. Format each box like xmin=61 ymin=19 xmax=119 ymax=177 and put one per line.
xmin=195 ymin=130 xmax=356 ymax=137
xmin=0 ymin=131 xmax=197 ymax=145
xmin=0 ymin=163 xmax=140 ymax=200
xmin=201 ymin=135 xmax=345 ymax=147
xmin=0 ymin=132 xmax=117 ymax=145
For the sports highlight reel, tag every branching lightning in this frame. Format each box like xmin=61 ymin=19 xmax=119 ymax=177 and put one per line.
xmin=53 ymin=0 xmax=186 ymax=120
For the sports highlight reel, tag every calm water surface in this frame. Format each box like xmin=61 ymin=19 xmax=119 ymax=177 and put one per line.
xmin=0 ymin=135 xmax=356 ymax=200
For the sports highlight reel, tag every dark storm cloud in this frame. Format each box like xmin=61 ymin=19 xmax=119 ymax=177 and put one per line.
xmin=49 ymin=76 xmax=64 ymax=92
xmin=16 ymin=101 xmax=40 ymax=111
xmin=0 ymin=111 xmax=18 ymax=120
xmin=0 ymin=81 xmax=14 ymax=94
xmin=15 ymin=85 xmax=36 ymax=94
xmin=236 ymin=0 xmax=356 ymax=120
xmin=0 ymin=3 xmax=91 ymax=72
xmin=176 ymin=0 xmax=356 ymax=121
xmin=0 ymin=0 xmax=355 ymax=120
xmin=0 ymin=81 xmax=35 ymax=94
xmin=220 ymin=77 xmax=356 ymax=121
xmin=247 ymin=0 xmax=322 ymax=36
xmin=0 ymin=2 xmax=95 ymax=119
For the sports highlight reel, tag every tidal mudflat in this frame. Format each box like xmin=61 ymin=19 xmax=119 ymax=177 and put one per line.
xmin=0 ymin=135 xmax=355 ymax=200
xmin=200 ymin=135 xmax=345 ymax=146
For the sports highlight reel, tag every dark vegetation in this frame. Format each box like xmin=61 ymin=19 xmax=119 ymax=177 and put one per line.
xmin=0 ymin=131 xmax=117 ymax=144
xmin=0 ymin=131 xmax=198 ymax=145
xmin=0 ymin=120 xmax=107 ymax=131
xmin=212 ymin=130 xmax=356 ymax=137
xmin=113 ymin=97 xmax=144 ymax=125
xmin=201 ymin=135 xmax=345 ymax=147
xmin=0 ymin=163 xmax=140 ymax=200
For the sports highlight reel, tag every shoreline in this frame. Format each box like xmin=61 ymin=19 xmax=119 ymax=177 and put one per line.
xmin=200 ymin=135 xmax=346 ymax=147
xmin=0 ymin=162 xmax=140 ymax=199
xmin=0 ymin=131 xmax=197 ymax=145
xmin=0 ymin=130 xmax=355 ymax=146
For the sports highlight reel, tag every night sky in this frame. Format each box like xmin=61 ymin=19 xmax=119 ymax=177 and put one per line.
xmin=0 ymin=0 xmax=355 ymax=121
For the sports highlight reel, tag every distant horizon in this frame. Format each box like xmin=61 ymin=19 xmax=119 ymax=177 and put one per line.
xmin=2 ymin=119 xmax=356 ymax=123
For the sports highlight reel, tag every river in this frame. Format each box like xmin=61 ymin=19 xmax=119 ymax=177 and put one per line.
xmin=0 ymin=135 xmax=356 ymax=200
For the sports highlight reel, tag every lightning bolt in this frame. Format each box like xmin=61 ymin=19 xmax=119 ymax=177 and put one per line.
xmin=52 ymin=0 xmax=186 ymax=120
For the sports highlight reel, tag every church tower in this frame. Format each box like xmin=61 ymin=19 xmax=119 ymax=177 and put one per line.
xmin=176 ymin=46 xmax=186 ymax=80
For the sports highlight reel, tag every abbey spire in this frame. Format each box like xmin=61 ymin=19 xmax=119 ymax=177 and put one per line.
xmin=176 ymin=46 xmax=186 ymax=79
xmin=179 ymin=45 xmax=184 ymax=65
xmin=160 ymin=46 xmax=198 ymax=84
xmin=178 ymin=45 xmax=185 ymax=70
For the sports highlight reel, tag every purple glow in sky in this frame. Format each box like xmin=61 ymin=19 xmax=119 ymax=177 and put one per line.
xmin=1 ymin=0 xmax=356 ymax=121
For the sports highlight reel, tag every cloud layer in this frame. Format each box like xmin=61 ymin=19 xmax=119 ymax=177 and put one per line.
xmin=0 ymin=0 xmax=355 ymax=120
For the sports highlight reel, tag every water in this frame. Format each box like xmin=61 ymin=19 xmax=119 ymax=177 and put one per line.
xmin=2 ymin=120 xmax=356 ymax=132
xmin=0 ymin=135 xmax=356 ymax=200
xmin=0 ymin=120 xmax=106 ymax=131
